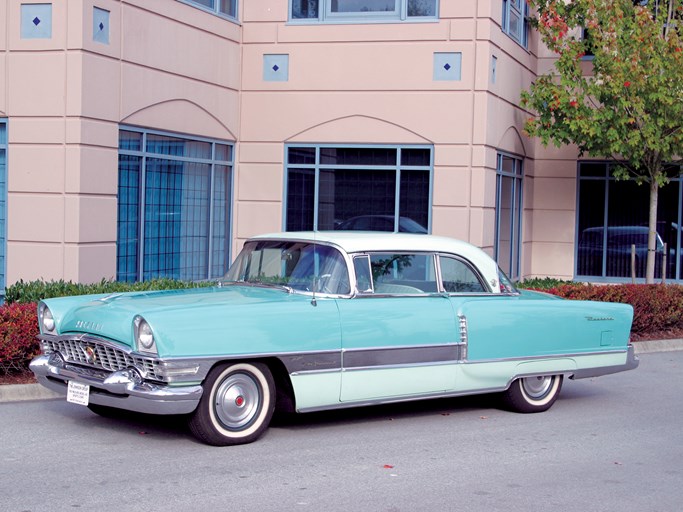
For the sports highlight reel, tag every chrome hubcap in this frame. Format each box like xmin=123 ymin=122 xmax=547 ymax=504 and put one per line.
xmin=521 ymin=376 xmax=553 ymax=399
xmin=214 ymin=373 xmax=261 ymax=430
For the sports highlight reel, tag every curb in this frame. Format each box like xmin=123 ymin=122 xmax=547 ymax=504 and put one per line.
xmin=2 ymin=340 xmax=683 ymax=404
xmin=632 ymin=338 xmax=683 ymax=354
xmin=0 ymin=382 xmax=61 ymax=403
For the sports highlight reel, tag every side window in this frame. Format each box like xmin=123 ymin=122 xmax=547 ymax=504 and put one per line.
xmin=440 ymin=256 xmax=487 ymax=293
xmin=353 ymin=255 xmax=373 ymax=293
xmin=369 ymin=253 xmax=437 ymax=294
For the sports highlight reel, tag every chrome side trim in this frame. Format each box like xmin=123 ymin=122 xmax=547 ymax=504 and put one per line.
xmin=296 ymin=347 xmax=640 ymax=413
xmin=341 ymin=359 xmax=459 ymax=373
xmin=280 ymin=352 xmax=342 ymax=373
xmin=342 ymin=344 xmax=464 ymax=369
xmin=465 ymin=347 xmax=632 ymax=365
xmin=458 ymin=314 xmax=468 ymax=359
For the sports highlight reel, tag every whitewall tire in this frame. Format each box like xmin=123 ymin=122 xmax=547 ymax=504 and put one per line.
xmin=189 ymin=362 xmax=275 ymax=446
xmin=501 ymin=375 xmax=563 ymax=413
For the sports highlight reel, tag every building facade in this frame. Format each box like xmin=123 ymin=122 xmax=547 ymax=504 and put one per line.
xmin=0 ymin=0 xmax=679 ymax=295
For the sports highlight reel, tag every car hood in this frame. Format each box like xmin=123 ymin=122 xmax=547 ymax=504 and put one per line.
xmin=50 ymin=285 xmax=331 ymax=356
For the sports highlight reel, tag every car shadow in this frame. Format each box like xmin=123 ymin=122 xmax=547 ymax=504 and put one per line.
xmin=270 ymin=392 xmax=501 ymax=430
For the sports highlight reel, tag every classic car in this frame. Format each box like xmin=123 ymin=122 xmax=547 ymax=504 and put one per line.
xmin=30 ymin=232 xmax=638 ymax=446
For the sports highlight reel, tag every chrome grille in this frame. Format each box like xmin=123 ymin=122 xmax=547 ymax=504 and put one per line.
xmin=40 ymin=335 xmax=163 ymax=381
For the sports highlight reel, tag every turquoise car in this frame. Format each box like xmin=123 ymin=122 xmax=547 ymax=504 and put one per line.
xmin=30 ymin=232 xmax=638 ymax=446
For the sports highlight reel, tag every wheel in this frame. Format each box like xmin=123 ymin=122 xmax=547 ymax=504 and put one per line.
xmin=188 ymin=362 xmax=275 ymax=446
xmin=501 ymin=375 xmax=563 ymax=413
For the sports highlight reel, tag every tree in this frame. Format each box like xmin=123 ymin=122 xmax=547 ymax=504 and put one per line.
xmin=522 ymin=0 xmax=683 ymax=282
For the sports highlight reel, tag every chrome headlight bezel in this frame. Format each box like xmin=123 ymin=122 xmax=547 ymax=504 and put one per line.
xmin=134 ymin=316 xmax=157 ymax=355
xmin=38 ymin=303 xmax=56 ymax=334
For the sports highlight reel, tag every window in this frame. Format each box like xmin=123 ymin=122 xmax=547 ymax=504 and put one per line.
xmin=290 ymin=0 xmax=437 ymax=22
xmin=370 ymin=253 xmax=437 ymax=294
xmin=0 ymin=120 xmax=6 ymax=299
xmin=181 ymin=0 xmax=237 ymax=20
xmin=117 ymin=128 xmax=233 ymax=282
xmin=502 ymin=0 xmax=529 ymax=47
xmin=439 ymin=256 xmax=486 ymax=293
xmin=576 ymin=162 xmax=683 ymax=281
xmin=285 ymin=145 xmax=432 ymax=233
xmin=495 ymin=153 xmax=524 ymax=281
xmin=581 ymin=28 xmax=595 ymax=58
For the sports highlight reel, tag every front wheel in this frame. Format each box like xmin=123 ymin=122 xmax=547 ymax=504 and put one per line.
xmin=189 ymin=362 xmax=275 ymax=446
xmin=501 ymin=375 xmax=563 ymax=413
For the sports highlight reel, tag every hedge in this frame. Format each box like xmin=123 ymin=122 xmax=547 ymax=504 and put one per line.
xmin=5 ymin=278 xmax=213 ymax=305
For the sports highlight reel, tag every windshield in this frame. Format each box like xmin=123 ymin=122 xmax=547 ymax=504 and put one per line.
xmin=225 ymin=240 xmax=351 ymax=295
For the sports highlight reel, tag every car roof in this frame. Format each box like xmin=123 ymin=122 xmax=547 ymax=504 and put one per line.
xmin=249 ymin=231 xmax=500 ymax=290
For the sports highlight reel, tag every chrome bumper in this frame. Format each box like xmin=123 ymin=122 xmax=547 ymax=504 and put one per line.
xmin=570 ymin=344 xmax=640 ymax=380
xmin=29 ymin=354 xmax=203 ymax=415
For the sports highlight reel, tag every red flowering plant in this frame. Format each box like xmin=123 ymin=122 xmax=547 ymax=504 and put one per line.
xmin=0 ymin=303 xmax=39 ymax=377
xmin=522 ymin=0 xmax=683 ymax=283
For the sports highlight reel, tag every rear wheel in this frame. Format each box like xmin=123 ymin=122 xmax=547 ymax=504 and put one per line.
xmin=501 ymin=375 xmax=563 ymax=413
xmin=189 ymin=362 xmax=275 ymax=446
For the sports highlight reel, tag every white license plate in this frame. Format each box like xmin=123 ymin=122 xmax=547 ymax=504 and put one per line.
xmin=67 ymin=381 xmax=90 ymax=406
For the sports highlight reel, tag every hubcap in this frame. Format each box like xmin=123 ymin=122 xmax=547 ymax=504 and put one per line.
xmin=214 ymin=373 xmax=261 ymax=430
xmin=521 ymin=376 xmax=553 ymax=399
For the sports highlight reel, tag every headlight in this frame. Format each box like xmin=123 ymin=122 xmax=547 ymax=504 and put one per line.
xmin=134 ymin=316 xmax=157 ymax=354
xmin=38 ymin=303 xmax=55 ymax=334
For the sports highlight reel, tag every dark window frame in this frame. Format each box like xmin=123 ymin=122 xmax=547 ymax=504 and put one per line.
xmin=117 ymin=126 xmax=234 ymax=283
xmin=284 ymin=144 xmax=433 ymax=234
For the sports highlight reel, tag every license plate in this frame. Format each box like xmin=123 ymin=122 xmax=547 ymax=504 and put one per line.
xmin=67 ymin=381 xmax=90 ymax=406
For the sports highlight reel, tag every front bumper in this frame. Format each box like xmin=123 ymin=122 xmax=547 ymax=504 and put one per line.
xmin=30 ymin=353 xmax=203 ymax=415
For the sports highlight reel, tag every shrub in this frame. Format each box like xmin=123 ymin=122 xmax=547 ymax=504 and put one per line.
xmin=0 ymin=302 xmax=39 ymax=376
xmin=5 ymin=278 xmax=214 ymax=304
xmin=517 ymin=277 xmax=579 ymax=290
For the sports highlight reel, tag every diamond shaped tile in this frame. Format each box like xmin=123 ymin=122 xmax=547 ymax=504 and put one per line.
xmin=21 ymin=4 xmax=52 ymax=39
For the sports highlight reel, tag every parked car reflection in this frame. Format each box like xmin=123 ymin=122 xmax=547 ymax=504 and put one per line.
xmin=334 ymin=215 xmax=427 ymax=233
xmin=578 ymin=225 xmax=681 ymax=278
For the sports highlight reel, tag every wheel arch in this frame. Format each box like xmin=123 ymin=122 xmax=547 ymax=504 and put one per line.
xmin=201 ymin=356 xmax=296 ymax=414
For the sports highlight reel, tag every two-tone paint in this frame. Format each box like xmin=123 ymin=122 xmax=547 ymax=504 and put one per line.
xmin=30 ymin=232 xmax=638 ymax=420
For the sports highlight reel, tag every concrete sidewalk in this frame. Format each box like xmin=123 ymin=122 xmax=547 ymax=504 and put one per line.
xmin=2 ymin=339 xmax=682 ymax=403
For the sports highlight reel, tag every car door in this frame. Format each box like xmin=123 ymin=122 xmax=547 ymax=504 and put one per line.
xmin=337 ymin=252 xmax=459 ymax=402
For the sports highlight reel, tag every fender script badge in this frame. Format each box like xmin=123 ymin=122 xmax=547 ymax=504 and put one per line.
xmin=585 ymin=316 xmax=615 ymax=321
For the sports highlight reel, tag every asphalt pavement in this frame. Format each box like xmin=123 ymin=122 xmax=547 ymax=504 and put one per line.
xmin=1 ymin=338 xmax=681 ymax=404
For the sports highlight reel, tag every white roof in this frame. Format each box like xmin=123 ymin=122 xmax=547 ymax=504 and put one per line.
xmin=250 ymin=231 xmax=501 ymax=291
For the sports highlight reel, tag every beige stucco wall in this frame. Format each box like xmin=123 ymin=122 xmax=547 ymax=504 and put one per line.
xmin=0 ymin=0 xmax=581 ymax=285
xmin=238 ymin=0 xmax=542 ymax=262
xmin=1 ymin=0 xmax=241 ymax=284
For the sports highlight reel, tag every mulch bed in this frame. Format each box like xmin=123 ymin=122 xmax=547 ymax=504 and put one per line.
xmin=0 ymin=372 xmax=36 ymax=385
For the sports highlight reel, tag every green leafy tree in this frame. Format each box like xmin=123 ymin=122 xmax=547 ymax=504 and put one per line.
xmin=522 ymin=0 xmax=683 ymax=282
